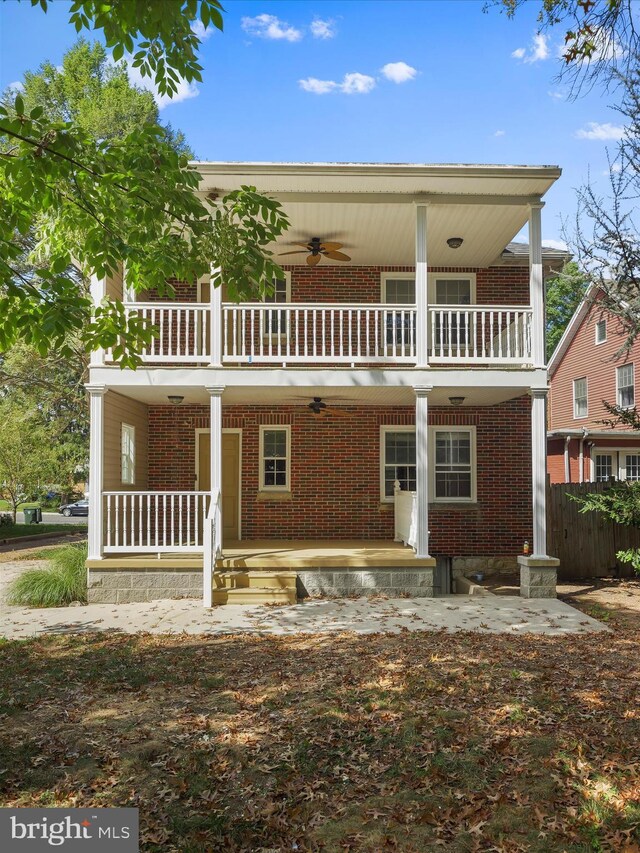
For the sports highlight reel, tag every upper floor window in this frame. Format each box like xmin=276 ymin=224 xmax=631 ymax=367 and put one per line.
xmin=263 ymin=274 xmax=291 ymax=336
xmin=617 ymin=364 xmax=635 ymax=409
xmin=121 ymin=423 xmax=135 ymax=485
xmin=573 ymin=377 xmax=588 ymax=419
xmin=260 ymin=425 xmax=290 ymax=491
xmin=595 ymin=319 xmax=607 ymax=344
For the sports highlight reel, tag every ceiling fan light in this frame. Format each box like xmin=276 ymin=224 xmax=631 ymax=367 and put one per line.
xmin=447 ymin=236 xmax=464 ymax=249
xmin=449 ymin=396 xmax=465 ymax=406
xmin=168 ymin=395 xmax=184 ymax=405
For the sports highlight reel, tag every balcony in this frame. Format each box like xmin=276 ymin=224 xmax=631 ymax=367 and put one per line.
xmin=112 ymin=302 xmax=533 ymax=367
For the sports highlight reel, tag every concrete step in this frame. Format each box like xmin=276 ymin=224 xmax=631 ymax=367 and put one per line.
xmin=213 ymin=571 xmax=297 ymax=591
xmin=212 ymin=585 xmax=297 ymax=606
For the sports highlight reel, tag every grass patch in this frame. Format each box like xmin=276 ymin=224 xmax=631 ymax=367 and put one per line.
xmin=0 ymin=523 xmax=86 ymax=540
xmin=7 ymin=543 xmax=88 ymax=607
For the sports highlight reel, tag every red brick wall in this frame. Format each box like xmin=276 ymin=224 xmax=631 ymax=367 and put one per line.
xmin=548 ymin=435 xmax=640 ymax=483
xmin=147 ymin=397 xmax=533 ymax=556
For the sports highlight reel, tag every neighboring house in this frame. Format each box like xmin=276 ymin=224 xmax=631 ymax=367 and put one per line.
xmin=86 ymin=161 xmax=564 ymax=606
xmin=548 ymin=286 xmax=640 ymax=483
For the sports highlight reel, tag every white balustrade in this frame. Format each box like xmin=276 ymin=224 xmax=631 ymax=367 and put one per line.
xmin=428 ymin=305 xmax=533 ymax=363
xmin=202 ymin=488 xmax=222 ymax=607
xmin=394 ymin=481 xmax=417 ymax=550
xmin=103 ymin=491 xmax=210 ymax=553
xmin=114 ymin=302 xmax=211 ymax=363
xmin=221 ymin=303 xmax=417 ymax=364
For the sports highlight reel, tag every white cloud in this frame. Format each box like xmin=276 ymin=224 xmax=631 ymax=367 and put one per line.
xmin=380 ymin=61 xmax=417 ymax=84
xmin=299 ymin=71 xmax=376 ymax=95
xmin=6 ymin=80 xmax=24 ymax=93
xmin=241 ymin=14 xmax=302 ymax=42
xmin=575 ymin=122 xmax=625 ymax=140
xmin=125 ymin=61 xmax=199 ymax=109
xmin=548 ymin=90 xmax=565 ymax=100
xmin=310 ymin=18 xmax=335 ymax=39
xmin=602 ymin=162 xmax=622 ymax=175
xmin=494 ymin=129 xmax=505 ymax=137
xmin=542 ymin=238 xmax=568 ymax=251
xmin=191 ymin=20 xmax=215 ymax=41
xmin=512 ymin=33 xmax=549 ymax=63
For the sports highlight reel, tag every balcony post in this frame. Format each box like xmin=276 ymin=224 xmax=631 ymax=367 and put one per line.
xmin=414 ymin=384 xmax=433 ymax=558
xmin=86 ymin=383 xmax=106 ymax=561
xmin=528 ymin=202 xmax=545 ymax=368
xmin=415 ymin=203 xmax=429 ymax=367
xmin=204 ymin=385 xmax=224 ymax=605
xmin=209 ymin=267 xmax=222 ymax=367
xmin=89 ymin=274 xmax=106 ymax=367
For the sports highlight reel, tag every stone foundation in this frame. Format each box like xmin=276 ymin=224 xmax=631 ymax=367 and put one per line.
xmin=451 ymin=556 xmax=519 ymax=579
xmin=517 ymin=556 xmax=560 ymax=599
xmin=297 ymin=567 xmax=435 ymax=598
xmin=87 ymin=569 xmax=202 ymax=604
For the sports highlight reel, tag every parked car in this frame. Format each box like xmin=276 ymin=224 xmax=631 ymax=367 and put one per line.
xmin=59 ymin=500 xmax=89 ymax=517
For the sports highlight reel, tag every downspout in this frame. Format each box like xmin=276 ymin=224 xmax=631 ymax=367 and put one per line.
xmin=587 ymin=441 xmax=595 ymax=482
xmin=564 ymin=435 xmax=571 ymax=483
xmin=578 ymin=428 xmax=588 ymax=484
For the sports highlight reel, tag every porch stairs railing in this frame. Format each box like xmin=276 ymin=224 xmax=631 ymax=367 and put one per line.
xmin=202 ymin=489 xmax=222 ymax=607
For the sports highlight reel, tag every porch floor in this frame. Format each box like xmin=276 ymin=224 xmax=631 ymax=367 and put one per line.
xmin=88 ymin=540 xmax=432 ymax=570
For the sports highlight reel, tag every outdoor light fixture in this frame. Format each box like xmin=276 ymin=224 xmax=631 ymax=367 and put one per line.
xmin=446 ymin=237 xmax=464 ymax=249
xmin=168 ymin=395 xmax=184 ymax=405
xmin=449 ymin=396 xmax=465 ymax=406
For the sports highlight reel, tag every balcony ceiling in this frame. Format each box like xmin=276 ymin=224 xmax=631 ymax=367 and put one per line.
xmin=196 ymin=162 xmax=561 ymax=268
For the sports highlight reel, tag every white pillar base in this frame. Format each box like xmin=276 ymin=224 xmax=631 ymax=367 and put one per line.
xmin=518 ymin=555 xmax=560 ymax=599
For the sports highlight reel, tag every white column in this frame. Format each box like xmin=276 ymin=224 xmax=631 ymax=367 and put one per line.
xmin=531 ymin=389 xmax=548 ymax=558
xmin=529 ymin=202 xmax=545 ymax=368
xmin=415 ymin=204 xmax=429 ymax=367
xmin=86 ymin=384 xmax=106 ymax=560
xmin=89 ymin=274 xmax=106 ymax=366
xmin=203 ymin=385 xmax=224 ymax=606
xmin=209 ymin=267 xmax=222 ymax=367
xmin=414 ymin=384 xmax=433 ymax=558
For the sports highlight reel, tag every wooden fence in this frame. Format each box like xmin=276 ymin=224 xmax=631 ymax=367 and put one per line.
xmin=547 ymin=480 xmax=640 ymax=578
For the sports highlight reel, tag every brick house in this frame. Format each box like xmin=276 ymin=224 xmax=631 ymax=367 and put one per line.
xmin=548 ymin=286 xmax=640 ymax=483
xmin=86 ymin=162 xmax=564 ymax=605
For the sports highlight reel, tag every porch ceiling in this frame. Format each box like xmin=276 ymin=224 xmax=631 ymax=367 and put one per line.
xmin=196 ymin=162 xmax=561 ymax=267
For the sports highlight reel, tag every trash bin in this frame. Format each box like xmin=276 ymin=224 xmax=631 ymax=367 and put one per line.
xmin=23 ymin=507 xmax=42 ymax=524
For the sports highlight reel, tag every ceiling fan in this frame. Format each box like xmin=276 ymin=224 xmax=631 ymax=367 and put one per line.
xmin=280 ymin=237 xmax=351 ymax=266
xmin=306 ymin=397 xmax=354 ymax=418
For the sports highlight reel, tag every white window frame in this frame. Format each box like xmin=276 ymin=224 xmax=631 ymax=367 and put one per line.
xmin=380 ymin=272 xmax=416 ymax=303
xmin=592 ymin=452 xmax=614 ymax=482
xmin=617 ymin=363 xmax=635 ymax=409
xmin=428 ymin=272 xmax=477 ymax=305
xmin=380 ymin=425 xmax=416 ymax=502
xmin=261 ymin=272 xmax=291 ymax=338
xmin=379 ymin=425 xmax=478 ymax=503
xmin=595 ymin=318 xmax=607 ymax=345
xmin=573 ymin=377 xmax=588 ymax=419
xmin=430 ymin=425 xmax=477 ymax=503
xmin=621 ymin=451 xmax=640 ymax=481
xmin=259 ymin=425 xmax=291 ymax=492
xmin=121 ymin=423 xmax=135 ymax=485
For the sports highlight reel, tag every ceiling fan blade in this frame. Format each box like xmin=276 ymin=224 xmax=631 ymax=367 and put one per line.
xmin=319 ymin=242 xmax=343 ymax=251
xmin=279 ymin=250 xmax=308 ymax=256
xmin=291 ymin=241 xmax=313 ymax=248
xmin=324 ymin=251 xmax=351 ymax=262
xmin=307 ymin=253 xmax=322 ymax=266
xmin=325 ymin=407 xmax=354 ymax=418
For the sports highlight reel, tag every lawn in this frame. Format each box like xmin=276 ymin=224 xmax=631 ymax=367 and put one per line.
xmin=0 ymin=523 xmax=87 ymax=539
xmin=0 ymin=628 xmax=638 ymax=852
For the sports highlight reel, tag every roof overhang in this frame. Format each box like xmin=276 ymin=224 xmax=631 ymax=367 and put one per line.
xmin=548 ymin=429 xmax=640 ymax=438
xmin=192 ymin=162 xmax=562 ymax=268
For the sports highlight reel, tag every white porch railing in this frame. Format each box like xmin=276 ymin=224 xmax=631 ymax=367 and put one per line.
xmin=221 ymin=303 xmax=417 ymax=364
xmin=202 ymin=488 xmax=222 ymax=607
xmin=117 ymin=302 xmax=211 ymax=363
xmin=428 ymin=305 xmax=532 ymax=363
xmin=103 ymin=491 xmax=210 ymax=553
xmin=394 ymin=481 xmax=417 ymax=550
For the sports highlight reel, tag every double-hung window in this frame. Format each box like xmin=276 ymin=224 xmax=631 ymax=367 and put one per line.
xmin=573 ymin=377 xmax=588 ymax=418
xmin=617 ymin=364 xmax=635 ymax=408
xmin=121 ymin=424 xmax=135 ymax=485
xmin=430 ymin=274 xmax=475 ymax=353
xmin=381 ymin=276 xmax=416 ymax=350
xmin=381 ymin=428 xmax=416 ymax=498
xmin=260 ymin=426 xmax=290 ymax=490
xmin=432 ymin=428 xmax=476 ymax=501
xmin=594 ymin=453 xmax=614 ymax=482
xmin=624 ymin=453 xmax=640 ymax=481
xmin=263 ymin=275 xmax=290 ymax=337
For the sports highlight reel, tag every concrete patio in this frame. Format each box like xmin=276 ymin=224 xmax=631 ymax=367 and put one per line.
xmin=0 ymin=594 xmax=607 ymax=639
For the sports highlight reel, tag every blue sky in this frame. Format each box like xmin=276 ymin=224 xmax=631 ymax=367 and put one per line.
xmin=0 ymin=0 xmax=624 ymax=246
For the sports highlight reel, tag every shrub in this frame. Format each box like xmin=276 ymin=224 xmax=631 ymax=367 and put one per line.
xmin=0 ymin=513 xmax=12 ymax=527
xmin=616 ymin=548 xmax=640 ymax=575
xmin=7 ymin=543 xmax=88 ymax=607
